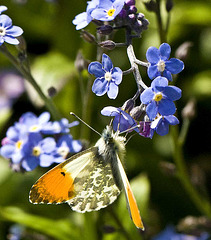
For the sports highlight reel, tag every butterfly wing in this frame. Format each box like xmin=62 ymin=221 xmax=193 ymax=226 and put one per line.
xmin=29 ymin=147 xmax=121 ymax=212
xmin=116 ymin=154 xmax=144 ymax=230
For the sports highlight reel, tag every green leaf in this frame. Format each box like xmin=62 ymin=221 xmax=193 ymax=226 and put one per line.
xmin=25 ymin=51 xmax=77 ymax=107
xmin=0 ymin=206 xmax=80 ymax=240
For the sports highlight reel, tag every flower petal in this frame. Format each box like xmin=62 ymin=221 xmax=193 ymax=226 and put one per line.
xmin=107 ymin=82 xmax=118 ymax=99
xmin=0 ymin=14 xmax=12 ymax=28
xmin=140 ymin=88 xmax=154 ymax=104
xmin=92 ymin=77 xmax=108 ymax=96
xmin=146 ymin=101 xmax=158 ymax=120
xmin=102 ymin=54 xmax=113 ymax=72
xmin=165 ymin=115 xmax=179 ymax=125
xmin=162 ymin=86 xmax=182 ymax=101
xmin=101 ymin=106 xmax=119 ymax=116
xmin=22 ymin=156 xmax=38 ymax=171
xmin=151 ymin=76 xmax=168 ymax=91
xmin=146 ymin=46 xmax=160 ymax=63
xmin=111 ymin=67 xmax=122 ymax=85
xmin=158 ymin=99 xmax=176 ymax=116
xmin=3 ymin=36 xmax=19 ymax=45
xmin=88 ymin=62 xmax=104 ymax=77
xmin=159 ymin=43 xmax=171 ymax=60
xmin=147 ymin=64 xmax=159 ymax=79
xmin=6 ymin=26 xmax=23 ymax=37
xmin=156 ymin=118 xmax=169 ymax=136
xmin=165 ymin=58 xmax=184 ymax=74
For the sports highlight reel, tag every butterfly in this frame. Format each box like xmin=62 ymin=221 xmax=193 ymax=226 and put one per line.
xmin=29 ymin=125 xmax=144 ymax=230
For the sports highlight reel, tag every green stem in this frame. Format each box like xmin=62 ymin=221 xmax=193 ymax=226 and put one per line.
xmin=0 ymin=45 xmax=61 ymax=120
xmin=155 ymin=0 xmax=167 ymax=43
xmin=171 ymin=126 xmax=211 ymax=218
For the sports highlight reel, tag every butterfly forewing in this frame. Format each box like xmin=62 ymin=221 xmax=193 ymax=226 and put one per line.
xmin=29 ymin=148 xmax=95 ymax=204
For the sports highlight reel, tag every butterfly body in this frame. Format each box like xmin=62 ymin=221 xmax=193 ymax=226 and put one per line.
xmin=29 ymin=126 xmax=144 ymax=230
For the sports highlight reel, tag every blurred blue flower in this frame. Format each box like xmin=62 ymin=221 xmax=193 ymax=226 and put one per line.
xmin=21 ymin=133 xmax=57 ymax=171
xmin=0 ymin=71 xmax=24 ymax=110
xmin=101 ymin=106 xmax=137 ymax=132
xmin=72 ymin=0 xmax=99 ymax=30
xmin=19 ymin=112 xmax=51 ymax=133
xmin=140 ymin=76 xmax=182 ymax=120
xmin=146 ymin=43 xmax=184 ymax=81
xmin=8 ymin=224 xmax=24 ymax=240
xmin=0 ymin=124 xmax=27 ymax=166
xmin=42 ymin=118 xmax=79 ymax=134
xmin=91 ymin=0 xmax=125 ymax=21
xmin=152 ymin=225 xmax=209 ymax=240
xmin=0 ymin=14 xmax=23 ymax=46
xmin=0 ymin=6 xmax=7 ymax=14
xmin=151 ymin=115 xmax=179 ymax=136
xmin=89 ymin=54 xmax=122 ymax=99
xmin=54 ymin=134 xmax=82 ymax=162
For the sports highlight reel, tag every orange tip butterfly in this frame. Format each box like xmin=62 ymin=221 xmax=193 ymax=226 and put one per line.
xmin=29 ymin=121 xmax=144 ymax=230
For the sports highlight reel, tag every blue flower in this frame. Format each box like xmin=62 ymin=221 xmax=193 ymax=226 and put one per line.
xmin=21 ymin=133 xmax=57 ymax=171
xmin=152 ymin=225 xmax=209 ymax=240
xmin=42 ymin=118 xmax=79 ymax=134
xmin=89 ymin=54 xmax=122 ymax=99
xmin=151 ymin=115 xmax=179 ymax=136
xmin=91 ymin=0 xmax=125 ymax=21
xmin=54 ymin=134 xmax=82 ymax=162
xmin=0 ymin=125 xmax=27 ymax=165
xmin=72 ymin=0 xmax=99 ymax=30
xmin=140 ymin=76 xmax=182 ymax=120
xmin=101 ymin=106 xmax=137 ymax=132
xmin=146 ymin=43 xmax=184 ymax=81
xmin=0 ymin=14 xmax=23 ymax=46
xmin=0 ymin=6 xmax=7 ymax=14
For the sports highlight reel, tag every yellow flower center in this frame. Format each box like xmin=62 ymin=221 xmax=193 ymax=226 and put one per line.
xmin=30 ymin=125 xmax=39 ymax=132
xmin=16 ymin=140 xmax=23 ymax=150
xmin=107 ymin=8 xmax=115 ymax=17
xmin=32 ymin=146 xmax=41 ymax=156
xmin=154 ymin=92 xmax=163 ymax=102
xmin=157 ymin=60 xmax=166 ymax=72
xmin=105 ymin=72 xmax=112 ymax=81
xmin=0 ymin=27 xmax=6 ymax=36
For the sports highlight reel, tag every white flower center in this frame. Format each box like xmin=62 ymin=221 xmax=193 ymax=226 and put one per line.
xmin=153 ymin=92 xmax=163 ymax=102
xmin=32 ymin=146 xmax=41 ymax=156
xmin=157 ymin=60 xmax=166 ymax=72
xmin=104 ymin=72 xmax=112 ymax=81
xmin=58 ymin=146 xmax=69 ymax=158
xmin=0 ymin=26 xmax=6 ymax=36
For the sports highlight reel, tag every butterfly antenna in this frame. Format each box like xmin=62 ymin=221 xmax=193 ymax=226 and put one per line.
xmin=119 ymin=124 xmax=140 ymax=135
xmin=70 ymin=112 xmax=101 ymax=137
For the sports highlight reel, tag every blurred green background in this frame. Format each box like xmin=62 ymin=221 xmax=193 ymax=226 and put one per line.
xmin=0 ymin=0 xmax=211 ymax=239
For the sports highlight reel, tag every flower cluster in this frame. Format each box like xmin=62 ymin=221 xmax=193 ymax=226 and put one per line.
xmin=0 ymin=5 xmax=23 ymax=46
xmin=89 ymin=42 xmax=183 ymax=137
xmin=0 ymin=112 xmax=82 ymax=171
xmin=72 ymin=0 xmax=149 ymax=36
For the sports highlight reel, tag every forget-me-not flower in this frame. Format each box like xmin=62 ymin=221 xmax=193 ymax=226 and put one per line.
xmin=88 ymin=54 xmax=122 ymax=99
xmin=151 ymin=115 xmax=179 ymax=136
xmin=101 ymin=106 xmax=137 ymax=132
xmin=91 ymin=0 xmax=125 ymax=21
xmin=0 ymin=14 xmax=23 ymax=46
xmin=146 ymin=43 xmax=184 ymax=81
xmin=72 ymin=0 xmax=99 ymax=30
xmin=140 ymin=76 xmax=182 ymax=120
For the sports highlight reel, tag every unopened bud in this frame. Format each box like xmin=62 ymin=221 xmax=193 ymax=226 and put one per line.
xmin=175 ymin=41 xmax=193 ymax=61
xmin=130 ymin=105 xmax=145 ymax=121
xmin=74 ymin=51 xmax=89 ymax=72
xmin=182 ymin=98 xmax=196 ymax=120
xmin=166 ymin=0 xmax=174 ymax=12
xmin=99 ymin=40 xmax=116 ymax=50
xmin=122 ymin=99 xmax=135 ymax=112
xmin=80 ymin=30 xmax=96 ymax=44
xmin=125 ymin=0 xmax=135 ymax=6
xmin=48 ymin=86 xmax=57 ymax=97
xmin=97 ymin=25 xmax=113 ymax=35
xmin=143 ymin=0 xmax=157 ymax=12
xmin=159 ymin=161 xmax=176 ymax=176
